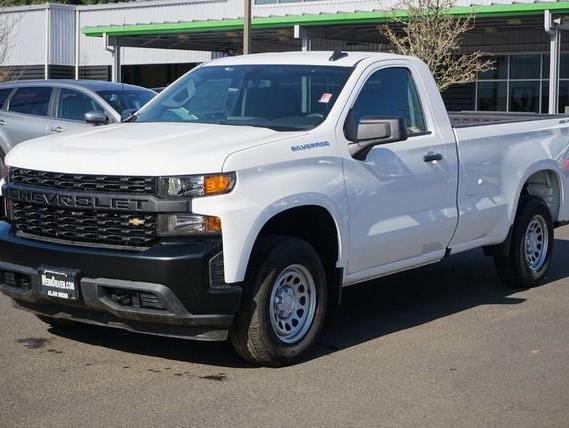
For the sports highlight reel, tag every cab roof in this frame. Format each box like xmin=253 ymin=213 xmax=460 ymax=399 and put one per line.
xmin=204 ymin=51 xmax=408 ymax=68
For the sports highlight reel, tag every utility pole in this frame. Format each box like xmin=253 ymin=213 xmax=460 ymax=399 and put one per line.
xmin=243 ymin=0 xmax=251 ymax=54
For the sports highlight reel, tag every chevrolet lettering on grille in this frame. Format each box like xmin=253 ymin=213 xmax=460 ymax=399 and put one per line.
xmin=6 ymin=186 xmax=151 ymax=212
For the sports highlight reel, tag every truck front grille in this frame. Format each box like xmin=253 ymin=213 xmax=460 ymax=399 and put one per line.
xmin=9 ymin=168 xmax=157 ymax=195
xmin=11 ymin=202 xmax=157 ymax=248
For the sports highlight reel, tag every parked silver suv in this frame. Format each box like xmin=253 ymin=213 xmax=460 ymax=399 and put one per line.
xmin=0 ymin=79 xmax=155 ymax=169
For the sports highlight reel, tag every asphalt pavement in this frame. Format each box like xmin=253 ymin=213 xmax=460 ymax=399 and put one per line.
xmin=2 ymin=226 xmax=569 ymax=427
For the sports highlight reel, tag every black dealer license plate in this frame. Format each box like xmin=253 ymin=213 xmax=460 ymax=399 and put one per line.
xmin=39 ymin=268 xmax=79 ymax=300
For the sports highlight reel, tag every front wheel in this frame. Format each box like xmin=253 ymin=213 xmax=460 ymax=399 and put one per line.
xmin=494 ymin=196 xmax=554 ymax=288
xmin=230 ymin=236 xmax=327 ymax=366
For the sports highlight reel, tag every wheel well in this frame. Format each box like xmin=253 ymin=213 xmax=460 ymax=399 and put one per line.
xmin=521 ymin=170 xmax=561 ymax=222
xmin=484 ymin=169 xmax=561 ymax=257
xmin=252 ymin=205 xmax=342 ymax=307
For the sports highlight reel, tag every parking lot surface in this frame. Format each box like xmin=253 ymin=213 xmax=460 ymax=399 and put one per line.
xmin=1 ymin=226 xmax=569 ymax=427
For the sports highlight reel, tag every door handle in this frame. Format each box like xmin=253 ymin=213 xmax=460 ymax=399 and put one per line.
xmin=0 ymin=119 xmax=6 ymax=126
xmin=423 ymin=152 xmax=443 ymax=163
xmin=50 ymin=126 xmax=64 ymax=133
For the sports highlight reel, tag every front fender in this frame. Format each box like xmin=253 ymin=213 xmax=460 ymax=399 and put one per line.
xmin=192 ymin=147 xmax=348 ymax=283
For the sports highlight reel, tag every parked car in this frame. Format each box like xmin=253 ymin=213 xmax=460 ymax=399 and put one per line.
xmin=0 ymin=80 xmax=156 ymax=169
xmin=1 ymin=52 xmax=569 ymax=366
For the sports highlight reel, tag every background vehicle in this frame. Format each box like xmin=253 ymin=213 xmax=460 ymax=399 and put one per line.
xmin=1 ymin=52 xmax=568 ymax=366
xmin=0 ymin=80 xmax=155 ymax=170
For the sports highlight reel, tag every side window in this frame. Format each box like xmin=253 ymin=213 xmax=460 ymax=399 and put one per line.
xmin=8 ymin=87 xmax=52 ymax=117
xmin=57 ymin=89 xmax=103 ymax=121
xmin=352 ymin=67 xmax=427 ymax=135
xmin=0 ymin=88 xmax=13 ymax=109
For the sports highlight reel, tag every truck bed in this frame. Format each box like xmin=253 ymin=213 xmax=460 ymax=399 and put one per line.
xmin=449 ymin=111 xmax=567 ymax=128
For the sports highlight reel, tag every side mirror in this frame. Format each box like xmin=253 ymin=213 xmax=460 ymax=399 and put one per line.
xmin=85 ymin=111 xmax=108 ymax=125
xmin=345 ymin=115 xmax=408 ymax=159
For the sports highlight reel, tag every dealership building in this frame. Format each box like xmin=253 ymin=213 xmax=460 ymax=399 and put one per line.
xmin=3 ymin=0 xmax=569 ymax=113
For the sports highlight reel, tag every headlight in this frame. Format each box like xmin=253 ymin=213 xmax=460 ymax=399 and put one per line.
xmin=158 ymin=173 xmax=235 ymax=198
xmin=157 ymin=213 xmax=221 ymax=236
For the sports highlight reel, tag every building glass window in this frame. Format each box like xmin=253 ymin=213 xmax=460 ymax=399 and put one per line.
xmin=509 ymin=81 xmax=539 ymax=112
xmin=477 ymin=81 xmax=507 ymax=111
xmin=473 ymin=53 xmax=569 ymax=113
xmin=542 ymin=55 xmax=550 ymax=79
xmin=479 ymin=55 xmax=507 ymax=80
xmin=561 ymin=53 xmax=569 ymax=79
xmin=542 ymin=81 xmax=569 ymax=114
xmin=510 ymin=54 xmax=540 ymax=79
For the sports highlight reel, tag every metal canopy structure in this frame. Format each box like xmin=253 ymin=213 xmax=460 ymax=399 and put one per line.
xmin=81 ymin=3 xmax=569 ymax=56
xmin=82 ymin=2 xmax=569 ymax=39
xmin=82 ymin=2 xmax=569 ymax=111
xmin=88 ymin=17 xmax=565 ymax=54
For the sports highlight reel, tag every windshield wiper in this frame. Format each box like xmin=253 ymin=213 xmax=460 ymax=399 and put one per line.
xmin=123 ymin=113 xmax=138 ymax=123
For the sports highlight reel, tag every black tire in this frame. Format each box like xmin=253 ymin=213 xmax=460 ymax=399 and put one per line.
xmin=230 ymin=236 xmax=327 ymax=367
xmin=494 ymin=196 xmax=554 ymax=288
xmin=36 ymin=315 xmax=82 ymax=329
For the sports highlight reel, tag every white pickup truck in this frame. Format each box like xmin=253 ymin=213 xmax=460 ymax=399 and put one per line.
xmin=1 ymin=51 xmax=569 ymax=366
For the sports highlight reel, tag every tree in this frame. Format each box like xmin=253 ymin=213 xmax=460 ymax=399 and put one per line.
xmin=379 ymin=0 xmax=493 ymax=91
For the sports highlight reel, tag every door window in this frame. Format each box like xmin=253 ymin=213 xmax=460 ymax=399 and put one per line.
xmin=0 ymin=88 xmax=13 ymax=109
xmin=8 ymin=87 xmax=52 ymax=117
xmin=351 ymin=68 xmax=427 ymax=135
xmin=57 ymin=89 xmax=103 ymax=121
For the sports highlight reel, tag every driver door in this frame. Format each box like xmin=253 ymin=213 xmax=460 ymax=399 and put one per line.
xmin=342 ymin=66 xmax=458 ymax=282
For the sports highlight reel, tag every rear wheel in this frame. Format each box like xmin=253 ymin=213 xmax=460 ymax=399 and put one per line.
xmin=494 ymin=196 xmax=554 ymax=288
xmin=230 ymin=236 xmax=327 ymax=366
xmin=36 ymin=315 xmax=82 ymax=329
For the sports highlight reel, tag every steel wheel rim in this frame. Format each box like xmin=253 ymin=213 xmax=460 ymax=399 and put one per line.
xmin=524 ymin=214 xmax=549 ymax=272
xmin=269 ymin=264 xmax=317 ymax=344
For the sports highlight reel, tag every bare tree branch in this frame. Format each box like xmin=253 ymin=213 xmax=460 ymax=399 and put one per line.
xmin=379 ymin=0 xmax=493 ymax=91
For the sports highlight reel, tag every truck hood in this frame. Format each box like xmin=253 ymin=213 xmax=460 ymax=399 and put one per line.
xmin=6 ymin=122 xmax=296 ymax=176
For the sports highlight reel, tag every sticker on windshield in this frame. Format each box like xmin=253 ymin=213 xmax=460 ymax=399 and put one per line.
xmin=319 ymin=93 xmax=333 ymax=103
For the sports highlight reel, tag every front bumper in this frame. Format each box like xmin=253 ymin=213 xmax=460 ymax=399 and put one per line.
xmin=0 ymin=221 xmax=242 ymax=341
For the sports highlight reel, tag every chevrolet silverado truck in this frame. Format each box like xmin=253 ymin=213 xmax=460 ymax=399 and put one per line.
xmin=1 ymin=51 xmax=569 ymax=366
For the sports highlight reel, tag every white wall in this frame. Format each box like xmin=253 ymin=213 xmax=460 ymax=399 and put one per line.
xmin=3 ymin=6 xmax=47 ymax=66
xmin=77 ymin=0 xmax=227 ymax=66
xmin=50 ymin=5 xmax=75 ymax=66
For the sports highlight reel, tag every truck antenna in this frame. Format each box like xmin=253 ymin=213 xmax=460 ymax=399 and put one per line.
xmin=329 ymin=48 xmax=348 ymax=61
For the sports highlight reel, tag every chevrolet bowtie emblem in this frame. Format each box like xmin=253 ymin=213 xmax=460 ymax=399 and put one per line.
xmin=128 ymin=217 xmax=146 ymax=227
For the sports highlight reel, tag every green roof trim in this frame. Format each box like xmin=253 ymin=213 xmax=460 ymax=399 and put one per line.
xmin=82 ymin=2 xmax=569 ymax=37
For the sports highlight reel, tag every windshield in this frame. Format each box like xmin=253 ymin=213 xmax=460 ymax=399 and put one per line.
xmin=96 ymin=89 xmax=155 ymax=117
xmin=135 ymin=65 xmax=353 ymax=131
